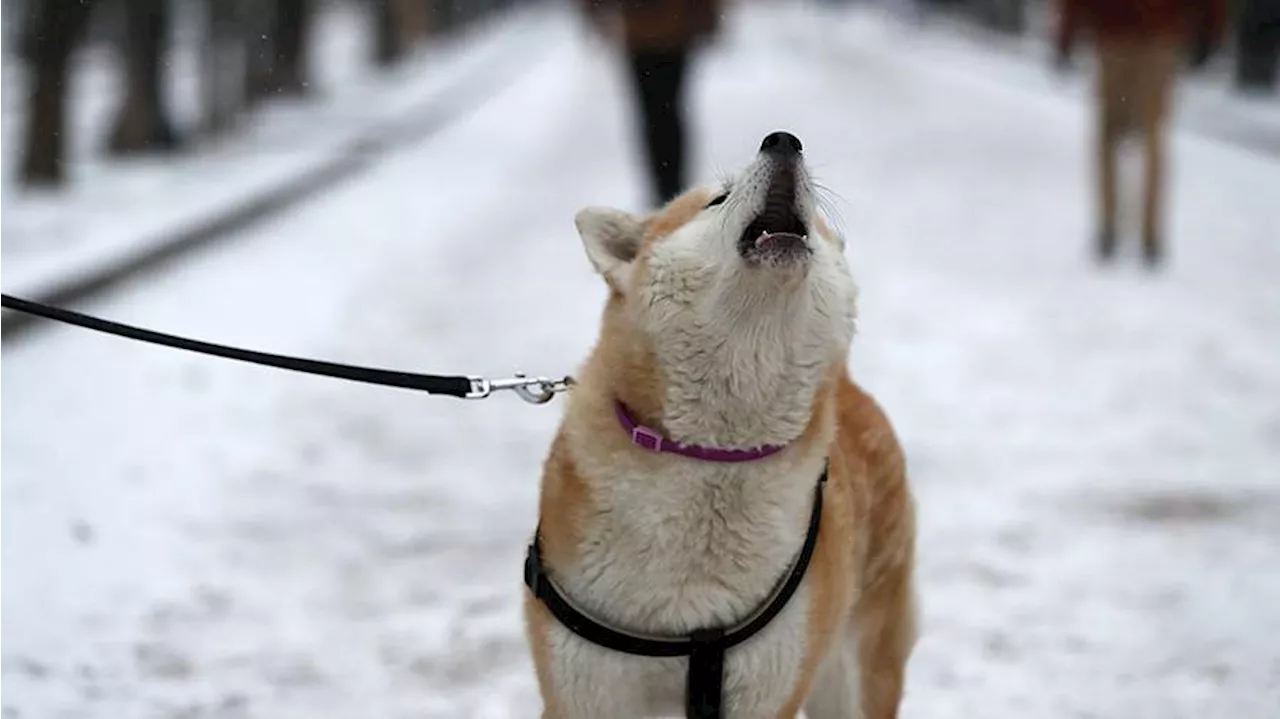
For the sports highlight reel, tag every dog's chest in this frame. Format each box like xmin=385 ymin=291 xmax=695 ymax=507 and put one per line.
xmin=570 ymin=461 xmax=813 ymax=626
xmin=545 ymin=578 xmax=813 ymax=717
xmin=639 ymin=587 xmax=811 ymax=717
xmin=551 ymin=461 xmax=821 ymax=715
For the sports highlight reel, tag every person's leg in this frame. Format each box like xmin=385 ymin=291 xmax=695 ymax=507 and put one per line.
xmin=1138 ymin=38 xmax=1178 ymax=267
xmin=656 ymin=49 xmax=690 ymax=202
xmin=625 ymin=48 xmax=689 ymax=206
xmin=1094 ymin=41 xmax=1130 ymax=261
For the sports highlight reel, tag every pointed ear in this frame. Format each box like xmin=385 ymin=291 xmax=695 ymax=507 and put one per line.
xmin=575 ymin=206 xmax=646 ymax=289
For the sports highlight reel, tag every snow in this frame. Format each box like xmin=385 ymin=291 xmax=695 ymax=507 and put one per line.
xmin=4 ymin=2 xmax=1280 ymax=718
xmin=0 ymin=2 xmax=552 ymax=300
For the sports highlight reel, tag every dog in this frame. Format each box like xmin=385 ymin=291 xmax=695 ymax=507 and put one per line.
xmin=523 ymin=132 xmax=916 ymax=718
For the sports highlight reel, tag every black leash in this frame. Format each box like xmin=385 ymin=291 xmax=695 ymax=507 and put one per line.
xmin=524 ymin=467 xmax=828 ymax=719
xmin=1 ymin=294 xmax=572 ymax=403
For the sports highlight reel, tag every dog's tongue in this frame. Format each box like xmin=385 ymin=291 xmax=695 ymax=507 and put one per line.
xmin=755 ymin=231 xmax=807 ymax=248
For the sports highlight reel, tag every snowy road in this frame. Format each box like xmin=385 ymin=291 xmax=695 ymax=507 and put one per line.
xmin=5 ymin=4 xmax=1280 ymax=718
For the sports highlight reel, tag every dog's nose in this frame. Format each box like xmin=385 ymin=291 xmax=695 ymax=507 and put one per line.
xmin=760 ymin=131 xmax=803 ymax=156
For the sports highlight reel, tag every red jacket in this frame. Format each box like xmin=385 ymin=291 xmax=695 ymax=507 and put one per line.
xmin=1056 ymin=0 xmax=1228 ymax=52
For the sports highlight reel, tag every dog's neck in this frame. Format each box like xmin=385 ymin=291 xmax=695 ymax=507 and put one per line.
xmin=629 ymin=287 xmax=841 ymax=450
xmin=655 ymin=352 xmax=827 ymax=451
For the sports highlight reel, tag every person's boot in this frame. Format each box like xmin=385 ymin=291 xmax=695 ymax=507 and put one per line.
xmin=1142 ymin=233 xmax=1164 ymax=269
xmin=1096 ymin=228 xmax=1117 ymax=263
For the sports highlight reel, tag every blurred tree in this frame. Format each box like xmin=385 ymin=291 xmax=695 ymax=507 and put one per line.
xmin=421 ymin=0 xmax=439 ymax=36
xmin=1235 ymin=0 xmax=1280 ymax=91
xmin=976 ymin=0 xmax=1026 ymax=35
xmin=19 ymin=0 xmax=98 ymax=186
xmin=201 ymin=0 xmax=244 ymax=135
xmin=245 ymin=0 xmax=314 ymax=104
xmin=432 ymin=0 xmax=456 ymax=33
xmin=244 ymin=0 xmax=275 ymax=104
xmin=107 ymin=0 xmax=183 ymax=154
xmin=372 ymin=0 xmax=397 ymax=66
xmin=271 ymin=0 xmax=313 ymax=95
xmin=373 ymin=0 xmax=429 ymax=67
xmin=403 ymin=0 xmax=432 ymax=44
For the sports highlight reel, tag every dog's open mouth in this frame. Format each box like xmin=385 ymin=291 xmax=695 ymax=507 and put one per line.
xmin=739 ymin=208 xmax=811 ymax=265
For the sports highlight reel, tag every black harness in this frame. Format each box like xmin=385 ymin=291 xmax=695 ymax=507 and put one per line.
xmin=523 ymin=468 xmax=827 ymax=719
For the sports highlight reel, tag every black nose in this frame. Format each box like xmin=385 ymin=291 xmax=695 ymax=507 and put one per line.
xmin=760 ymin=131 xmax=802 ymax=156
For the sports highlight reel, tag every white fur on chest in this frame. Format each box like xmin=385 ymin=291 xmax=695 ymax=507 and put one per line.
xmin=543 ymin=584 xmax=813 ymax=718
xmin=546 ymin=445 xmax=830 ymax=717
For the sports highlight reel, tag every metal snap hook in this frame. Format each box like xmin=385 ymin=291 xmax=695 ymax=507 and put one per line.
xmin=475 ymin=372 xmax=573 ymax=404
xmin=513 ymin=379 xmax=557 ymax=405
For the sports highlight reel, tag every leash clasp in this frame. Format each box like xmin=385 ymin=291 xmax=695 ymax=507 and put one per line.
xmin=466 ymin=372 xmax=573 ymax=404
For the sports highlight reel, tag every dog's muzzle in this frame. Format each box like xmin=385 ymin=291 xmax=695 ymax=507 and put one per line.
xmin=739 ymin=132 xmax=811 ymax=265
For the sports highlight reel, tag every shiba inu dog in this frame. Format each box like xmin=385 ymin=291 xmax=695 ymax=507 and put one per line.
xmin=523 ymin=132 xmax=916 ymax=718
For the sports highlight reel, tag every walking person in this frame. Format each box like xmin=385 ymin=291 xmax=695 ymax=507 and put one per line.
xmin=580 ymin=0 xmax=723 ymax=207
xmin=1055 ymin=0 xmax=1227 ymax=267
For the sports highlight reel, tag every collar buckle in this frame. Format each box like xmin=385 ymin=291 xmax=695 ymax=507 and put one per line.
xmin=631 ymin=425 xmax=664 ymax=452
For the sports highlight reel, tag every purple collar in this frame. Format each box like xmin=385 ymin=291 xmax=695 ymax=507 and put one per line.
xmin=614 ymin=401 xmax=787 ymax=463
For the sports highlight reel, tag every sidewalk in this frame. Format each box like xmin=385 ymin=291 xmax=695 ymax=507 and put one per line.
xmin=1 ymin=4 xmax=553 ymax=305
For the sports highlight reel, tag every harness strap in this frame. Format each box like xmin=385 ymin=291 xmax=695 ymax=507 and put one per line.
xmin=524 ymin=467 xmax=828 ymax=719
xmin=687 ymin=628 xmax=727 ymax=719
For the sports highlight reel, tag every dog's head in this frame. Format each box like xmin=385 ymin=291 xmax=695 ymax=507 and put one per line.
xmin=576 ymin=132 xmax=857 ymax=444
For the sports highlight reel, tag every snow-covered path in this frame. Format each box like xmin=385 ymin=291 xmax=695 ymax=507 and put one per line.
xmin=5 ymin=4 xmax=1280 ymax=718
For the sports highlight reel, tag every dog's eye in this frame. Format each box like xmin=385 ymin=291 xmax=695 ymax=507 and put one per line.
xmin=705 ymin=193 xmax=729 ymax=209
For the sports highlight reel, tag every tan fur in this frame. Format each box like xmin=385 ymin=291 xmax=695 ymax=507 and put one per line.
xmin=774 ymin=377 xmax=860 ymax=718
xmin=525 ymin=596 xmax=566 ymax=719
xmin=527 ymin=163 xmax=915 ymax=718
xmin=642 ymin=187 xmax=718 ymax=246
xmin=837 ymin=379 xmax=917 ymax=719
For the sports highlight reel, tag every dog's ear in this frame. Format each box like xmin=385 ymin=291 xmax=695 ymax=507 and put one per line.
xmin=575 ymin=207 xmax=646 ymax=291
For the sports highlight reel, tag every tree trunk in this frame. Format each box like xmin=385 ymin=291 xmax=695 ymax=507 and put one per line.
xmin=1235 ymin=0 xmax=1280 ymax=92
xmin=271 ymin=0 xmax=312 ymax=96
xmin=373 ymin=0 xmax=400 ymax=67
xmin=420 ymin=0 xmax=437 ymax=38
xmin=372 ymin=0 xmax=432 ymax=67
xmin=107 ymin=0 xmax=183 ymax=155
xmin=244 ymin=0 xmax=314 ymax=104
xmin=20 ymin=0 xmax=97 ymax=186
xmin=244 ymin=0 xmax=276 ymax=106
xmin=434 ymin=0 xmax=457 ymax=34
xmin=975 ymin=0 xmax=1025 ymax=35
xmin=396 ymin=0 xmax=430 ymax=50
xmin=202 ymin=0 xmax=243 ymax=136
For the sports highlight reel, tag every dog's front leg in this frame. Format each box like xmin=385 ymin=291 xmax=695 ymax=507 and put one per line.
xmin=540 ymin=639 xmax=649 ymax=718
xmin=526 ymin=598 xmax=648 ymax=718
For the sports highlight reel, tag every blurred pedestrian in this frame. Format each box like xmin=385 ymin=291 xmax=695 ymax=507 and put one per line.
xmin=1055 ymin=0 xmax=1227 ymax=267
xmin=579 ymin=0 xmax=723 ymax=207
